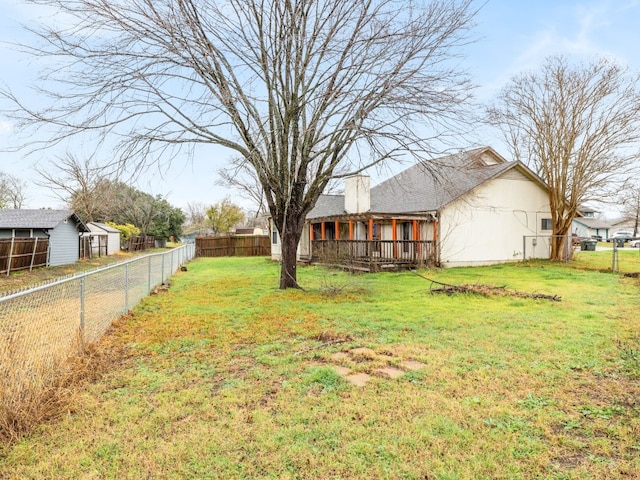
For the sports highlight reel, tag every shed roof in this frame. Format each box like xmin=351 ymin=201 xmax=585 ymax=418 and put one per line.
xmin=87 ymin=222 xmax=121 ymax=234
xmin=0 ymin=209 xmax=89 ymax=232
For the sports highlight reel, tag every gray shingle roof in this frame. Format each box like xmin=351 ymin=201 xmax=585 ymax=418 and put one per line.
xmin=573 ymin=217 xmax=612 ymax=230
xmin=307 ymin=147 xmax=540 ymax=219
xmin=307 ymin=195 xmax=346 ymax=218
xmin=0 ymin=209 xmax=89 ymax=231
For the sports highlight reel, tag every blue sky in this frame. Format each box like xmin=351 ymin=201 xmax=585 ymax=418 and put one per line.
xmin=0 ymin=0 xmax=639 ymax=216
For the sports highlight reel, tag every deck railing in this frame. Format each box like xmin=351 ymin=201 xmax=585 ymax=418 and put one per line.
xmin=311 ymin=239 xmax=436 ymax=270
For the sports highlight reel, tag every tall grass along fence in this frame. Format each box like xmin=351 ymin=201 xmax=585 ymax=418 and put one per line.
xmin=0 ymin=238 xmax=49 ymax=275
xmin=0 ymin=244 xmax=195 ymax=438
xmin=196 ymin=235 xmax=270 ymax=257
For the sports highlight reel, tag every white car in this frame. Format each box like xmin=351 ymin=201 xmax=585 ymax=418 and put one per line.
xmin=630 ymin=239 xmax=640 ymax=248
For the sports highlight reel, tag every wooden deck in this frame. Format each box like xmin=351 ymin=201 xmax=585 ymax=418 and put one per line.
xmin=310 ymin=239 xmax=437 ymax=272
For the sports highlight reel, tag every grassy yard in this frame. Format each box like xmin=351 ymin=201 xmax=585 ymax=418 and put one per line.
xmin=1 ymin=255 xmax=639 ymax=479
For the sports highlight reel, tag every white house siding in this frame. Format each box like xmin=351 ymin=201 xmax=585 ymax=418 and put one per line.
xmin=438 ymin=169 xmax=552 ymax=267
xmin=48 ymin=219 xmax=81 ymax=266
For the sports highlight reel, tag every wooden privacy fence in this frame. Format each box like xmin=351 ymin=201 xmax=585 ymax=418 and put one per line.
xmin=128 ymin=235 xmax=156 ymax=252
xmin=0 ymin=237 xmax=49 ymax=275
xmin=196 ymin=235 xmax=270 ymax=257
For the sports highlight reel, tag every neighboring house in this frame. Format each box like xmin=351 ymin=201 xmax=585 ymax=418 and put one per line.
xmin=84 ymin=222 xmax=121 ymax=255
xmin=271 ymin=146 xmax=554 ymax=269
xmin=610 ymin=218 xmax=639 ymax=237
xmin=0 ymin=209 xmax=89 ymax=266
xmin=572 ymin=206 xmax=611 ymax=240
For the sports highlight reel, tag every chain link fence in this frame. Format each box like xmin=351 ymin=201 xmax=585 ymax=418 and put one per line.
xmin=0 ymin=244 xmax=195 ymax=401
xmin=522 ymin=235 xmax=573 ymax=262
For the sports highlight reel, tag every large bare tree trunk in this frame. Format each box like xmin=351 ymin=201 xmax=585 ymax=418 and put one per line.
xmin=278 ymin=217 xmax=304 ymax=289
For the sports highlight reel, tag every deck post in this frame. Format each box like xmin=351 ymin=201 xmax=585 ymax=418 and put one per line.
xmin=413 ymin=220 xmax=419 ymax=262
xmin=392 ymin=219 xmax=397 ymax=259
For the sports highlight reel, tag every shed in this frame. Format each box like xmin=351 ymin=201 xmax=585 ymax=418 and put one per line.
xmin=86 ymin=222 xmax=121 ymax=255
xmin=0 ymin=209 xmax=89 ymax=266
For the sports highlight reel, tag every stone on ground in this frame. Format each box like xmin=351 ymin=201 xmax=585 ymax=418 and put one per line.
xmin=345 ymin=372 xmax=370 ymax=387
xmin=376 ymin=367 xmax=405 ymax=379
xmin=400 ymin=360 xmax=427 ymax=371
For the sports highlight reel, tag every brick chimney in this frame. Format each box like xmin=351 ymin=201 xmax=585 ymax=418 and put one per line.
xmin=344 ymin=175 xmax=370 ymax=214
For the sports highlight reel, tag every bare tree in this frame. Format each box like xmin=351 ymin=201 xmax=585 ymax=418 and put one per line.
xmin=619 ymin=181 xmax=640 ymax=237
xmin=36 ymin=153 xmax=115 ymax=222
xmin=184 ymin=201 xmax=209 ymax=231
xmin=488 ymin=55 xmax=640 ymax=260
xmin=0 ymin=172 xmax=26 ymax=209
xmin=3 ymin=0 xmax=478 ymax=288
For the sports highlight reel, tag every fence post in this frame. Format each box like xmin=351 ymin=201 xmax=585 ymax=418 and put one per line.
xmin=125 ymin=263 xmax=129 ymax=312
xmin=6 ymin=236 xmax=14 ymax=276
xmin=161 ymin=253 xmax=165 ymax=282
xmin=80 ymin=275 xmax=86 ymax=344
xmin=29 ymin=237 xmax=39 ymax=271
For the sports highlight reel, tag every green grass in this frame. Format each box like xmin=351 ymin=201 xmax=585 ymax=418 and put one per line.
xmin=1 ymin=257 xmax=639 ymax=479
xmin=573 ymin=247 xmax=640 ymax=272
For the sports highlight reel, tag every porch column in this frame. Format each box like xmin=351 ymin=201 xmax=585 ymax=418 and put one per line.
xmin=321 ymin=222 xmax=326 ymax=241
xmin=392 ymin=218 xmax=397 ymax=258
xmin=368 ymin=218 xmax=373 ymax=240
xmin=335 ymin=221 xmax=339 ymax=240
xmin=349 ymin=220 xmax=353 ymax=240
xmin=433 ymin=218 xmax=438 ymax=245
xmin=413 ymin=219 xmax=419 ymax=259
xmin=433 ymin=218 xmax=438 ymax=264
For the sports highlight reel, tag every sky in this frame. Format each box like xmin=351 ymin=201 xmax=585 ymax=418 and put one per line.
xmin=0 ymin=0 xmax=639 ymax=217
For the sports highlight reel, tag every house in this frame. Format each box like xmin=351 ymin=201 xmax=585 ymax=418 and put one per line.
xmin=571 ymin=206 xmax=611 ymax=240
xmin=271 ymin=147 xmax=554 ymax=269
xmin=0 ymin=209 xmax=89 ymax=266
xmin=608 ymin=218 xmax=639 ymax=239
xmin=84 ymin=222 xmax=121 ymax=255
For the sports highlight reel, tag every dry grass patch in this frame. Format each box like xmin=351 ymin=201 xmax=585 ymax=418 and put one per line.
xmin=0 ymin=333 xmax=126 ymax=444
